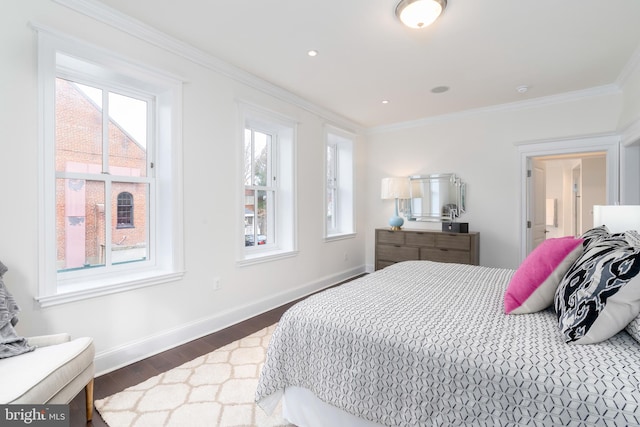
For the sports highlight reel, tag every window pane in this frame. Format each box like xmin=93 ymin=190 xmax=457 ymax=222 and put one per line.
xmin=243 ymin=189 xmax=270 ymax=246
xmin=327 ymin=186 xmax=337 ymax=231
xmin=55 ymin=79 xmax=102 ymax=174
xmin=244 ymin=129 xmax=252 ymax=186
xmin=327 ymin=144 xmax=336 ymax=185
xmin=244 ymin=189 xmax=256 ymax=246
xmin=253 ymin=131 xmax=270 ymax=186
xmin=256 ymin=190 xmax=269 ymax=245
xmin=116 ymin=192 xmax=134 ymax=228
xmin=326 ymin=144 xmax=337 ymax=231
xmin=108 ymin=92 xmax=148 ymax=177
xmin=56 ymin=179 xmax=105 ymax=271
xmin=112 ymin=183 xmax=148 ymax=264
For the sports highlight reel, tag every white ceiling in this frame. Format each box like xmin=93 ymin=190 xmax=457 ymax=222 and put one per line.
xmin=95 ymin=0 xmax=640 ymax=128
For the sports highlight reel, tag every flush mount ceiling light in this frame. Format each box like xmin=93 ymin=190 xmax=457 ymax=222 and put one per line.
xmin=396 ymin=0 xmax=447 ymax=29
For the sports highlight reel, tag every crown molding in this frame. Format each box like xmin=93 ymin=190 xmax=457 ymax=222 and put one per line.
xmin=47 ymin=0 xmax=637 ymax=137
xmin=616 ymin=41 xmax=640 ymax=88
xmin=368 ymin=84 xmax=621 ymax=135
xmin=52 ymin=0 xmax=363 ymax=133
xmin=620 ymin=117 xmax=640 ymax=146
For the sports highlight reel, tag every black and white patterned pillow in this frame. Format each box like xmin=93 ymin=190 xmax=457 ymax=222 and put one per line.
xmin=554 ymin=234 xmax=640 ymax=344
xmin=580 ymin=225 xmax=610 ymax=249
xmin=624 ymin=230 xmax=640 ymax=343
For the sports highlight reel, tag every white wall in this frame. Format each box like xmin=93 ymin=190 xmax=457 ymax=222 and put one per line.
xmin=619 ymin=55 xmax=640 ymax=132
xmin=545 ymin=162 xmax=564 ymax=239
xmin=618 ymin=54 xmax=640 ymax=204
xmin=365 ymin=94 xmax=624 ymax=269
xmin=1 ymin=1 xmax=366 ymax=374
xmin=581 ymin=157 xmax=607 ymax=233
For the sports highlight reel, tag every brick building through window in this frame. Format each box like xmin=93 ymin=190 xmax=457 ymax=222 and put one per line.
xmin=55 ymin=79 xmax=147 ymax=270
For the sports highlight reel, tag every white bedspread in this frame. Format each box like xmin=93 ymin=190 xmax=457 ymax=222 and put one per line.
xmin=256 ymin=261 xmax=640 ymax=426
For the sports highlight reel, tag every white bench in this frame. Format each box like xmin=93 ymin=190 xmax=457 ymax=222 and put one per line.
xmin=0 ymin=333 xmax=95 ymax=421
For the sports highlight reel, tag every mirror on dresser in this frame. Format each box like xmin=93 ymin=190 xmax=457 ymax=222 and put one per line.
xmin=406 ymin=173 xmax=466 ymax=222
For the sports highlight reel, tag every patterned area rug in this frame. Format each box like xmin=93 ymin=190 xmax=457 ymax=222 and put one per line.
xmin=95 ymin=324 xmax=292 ymax=427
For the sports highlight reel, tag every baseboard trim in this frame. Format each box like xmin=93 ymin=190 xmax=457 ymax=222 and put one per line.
xmin=93 ymin=265 xmax=366 ymax=375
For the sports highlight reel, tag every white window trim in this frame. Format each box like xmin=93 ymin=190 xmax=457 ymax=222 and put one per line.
xmin=324 ymin=125 xmax=356 ymax=241
xmin=36 ymin=25 xmax=185 ymax=307
xmin=237 ymin=102 xmax=298 ymax=266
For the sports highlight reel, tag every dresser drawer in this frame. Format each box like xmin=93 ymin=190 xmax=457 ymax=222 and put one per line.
xmin=375 ymin=228 xmax=479 ymax=270
xmin=376 ymin=230 xmax=405 ymax=245
xmin=420 ymin=248 xmax=471 ymax=264
xmin=435 ymin=233 xmax=471 ymax=251
xmin=377 ymin=244 xmax=419 ymax=262
xmin=405 ymin=231 xmax=435 ymax=247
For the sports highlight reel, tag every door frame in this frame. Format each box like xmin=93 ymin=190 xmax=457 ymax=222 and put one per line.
xmin=517 ymin=134 xmax=620 ymax=263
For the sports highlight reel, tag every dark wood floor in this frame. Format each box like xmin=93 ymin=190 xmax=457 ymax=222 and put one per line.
xmin=68 ymin=276 xmax=361 ymax=426
xmin=68 ymin=300 xmax=296 ymax=426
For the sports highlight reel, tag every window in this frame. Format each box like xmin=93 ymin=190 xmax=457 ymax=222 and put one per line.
xmin=240 ymin=105 xmax=296 ymax=263
xmin=117 ymin=192 xmax=134 ymax=228
xmin=244 ymin=128 xmax=275 ymax=248
xmin=325 ymin=127 xmax=355 ymax=239
xmin=37 ymin=28 xmax=184 ymax=306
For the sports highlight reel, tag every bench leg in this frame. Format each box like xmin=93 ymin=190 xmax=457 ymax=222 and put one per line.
xmin=85 ymin=378 xmax=94 ymax=421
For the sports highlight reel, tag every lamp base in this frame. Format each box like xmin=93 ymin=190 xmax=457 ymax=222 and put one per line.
xmin=389 ymin=215 xmax=404 ymax=230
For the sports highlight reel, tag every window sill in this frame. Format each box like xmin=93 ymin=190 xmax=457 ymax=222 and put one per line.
xmin=35 ymin=270 xmax=185 ymax=308
xmin=325 ymin=232 xmax=356 ymax=242
xmin=237 ymin=249 xmax=298 ymax=267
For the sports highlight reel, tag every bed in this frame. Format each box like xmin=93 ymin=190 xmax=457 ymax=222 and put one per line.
xmin=256 ymin=236 xmax=640 ymax=426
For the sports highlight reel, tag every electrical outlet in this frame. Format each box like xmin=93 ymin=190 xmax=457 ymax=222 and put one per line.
xmin=213 ymin=277 xmax=221 ymax=291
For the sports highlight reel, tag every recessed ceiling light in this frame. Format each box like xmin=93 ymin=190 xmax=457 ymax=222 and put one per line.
xmin=516 ymin=85 xmax=529 ymax=93
xmin=431 ymin=86 xmax=449 ymax=94
xmin=307 ymin=50 xmax=318 ymax=57
xmin=382 ymin=100 xmax=390 ymax=104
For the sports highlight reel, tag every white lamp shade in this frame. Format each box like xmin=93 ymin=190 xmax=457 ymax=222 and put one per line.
xmin=396 ymin=0 xmax=445 ymax=29
xmin=410 ymin=180 xmax=423 ymax=198
xmin=593 ymin=205 xmax=640 ymax=233
xmin=381 ymin=177 xmax=410 ymax=199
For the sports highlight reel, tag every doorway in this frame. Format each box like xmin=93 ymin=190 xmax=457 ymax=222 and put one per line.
xmin=529 ymin=153 xmax=606 ymax=252
xmin=518 ymin=135 xmax=620 ymax=261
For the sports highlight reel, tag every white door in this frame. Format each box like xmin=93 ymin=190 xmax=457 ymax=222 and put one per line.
xmin=531 ymin=159 xmax=547 ymax=251
xmin=572 ymin=165 xmax=582 ymax=236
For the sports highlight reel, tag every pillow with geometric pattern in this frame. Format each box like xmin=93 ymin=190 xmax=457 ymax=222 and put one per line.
xmin=626 ymin=316 xmax=640 ymax=343
xmin=554 ymin=233 xmax=640 ymax=344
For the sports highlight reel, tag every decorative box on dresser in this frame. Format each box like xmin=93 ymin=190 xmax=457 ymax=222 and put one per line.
xmin=375 ymin=228 xmax=480 ymax=271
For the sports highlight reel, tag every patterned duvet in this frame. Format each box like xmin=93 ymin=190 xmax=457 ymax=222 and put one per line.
xmin=256 ymin=261 xmax=640 ymax=426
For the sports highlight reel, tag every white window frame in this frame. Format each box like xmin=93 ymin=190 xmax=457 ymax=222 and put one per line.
xmin=324 ymin=126 xmax=355 ymax=240
xmin=244 ymin=126 xmax=277 ymax=250
xmin=238 ymin=103 xmax=297 ymax=265
xmin=36 ymin=27 xmax=184 ymax=307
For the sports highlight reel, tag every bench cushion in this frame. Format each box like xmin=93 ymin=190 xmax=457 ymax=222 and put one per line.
xmin=0 ymin=337 xmax=94 ymax=403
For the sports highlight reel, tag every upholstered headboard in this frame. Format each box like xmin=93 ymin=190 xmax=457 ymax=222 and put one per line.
xmin=593 ymin=205 xmax=640 ymax=233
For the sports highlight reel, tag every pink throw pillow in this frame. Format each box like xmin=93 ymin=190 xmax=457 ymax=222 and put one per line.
xmin=504 ymin=237 xmax=583 ymax=314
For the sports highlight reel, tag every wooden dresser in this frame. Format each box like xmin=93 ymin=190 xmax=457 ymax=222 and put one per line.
xmin=375 ymin=228 xmax=480 ymax=270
